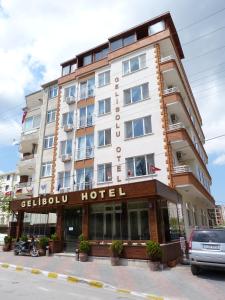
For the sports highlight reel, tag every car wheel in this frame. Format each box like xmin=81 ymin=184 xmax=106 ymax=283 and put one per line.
xmin=191 ymin=265 xmax=200 ymax=275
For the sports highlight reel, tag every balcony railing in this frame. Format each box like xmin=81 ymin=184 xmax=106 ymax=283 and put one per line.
xmin=173 ymin=165 xmax=191 ymax=174
xmin=163 ymin=87 xmax=179 ymax=95
xmin=76 ymin=147 xmax=94 ymax=160
xmin=78 ymin=116 xmax=94 ymax=128
xmin=168 ymin=122 xmax=185 ymax=131
xmin=160 ymin=55 xmax=174 ymax=63
xmin=75 ymin=181 xmax=93 ymax=191
xmin=17 ymin=182 xmax=32 ymax=188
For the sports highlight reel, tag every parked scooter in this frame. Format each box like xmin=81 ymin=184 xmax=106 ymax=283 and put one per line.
xmin=14 ymin=239 xmax=39 ymax=257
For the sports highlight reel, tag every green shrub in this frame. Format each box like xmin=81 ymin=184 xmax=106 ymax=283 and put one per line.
xmin=4 ymin=236 xmax=12 ymax=245
xmin=146 ymin=240 xmax=162 ymax=262
xmin=78 ymin=234 xmax=85 ymax=242
xmin=20 ymin=235 xmax=28 ymax=242
xmin=50 ymin=233 xmax=58 ymax=241
xmin=110 ymin=240 xmax=123 ymax=257
xmin=79 ymin=240 xmax=90 ymax=254
xmin=39 ymin=237 xmax=49 ymax=249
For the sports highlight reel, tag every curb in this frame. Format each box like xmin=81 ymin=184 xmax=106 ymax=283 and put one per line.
xmin=0 ymin=261 xmax=166 ymax=300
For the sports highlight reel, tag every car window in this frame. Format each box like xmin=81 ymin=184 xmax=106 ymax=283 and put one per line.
xmin=193 ymin=230 xmax=225 ymax=243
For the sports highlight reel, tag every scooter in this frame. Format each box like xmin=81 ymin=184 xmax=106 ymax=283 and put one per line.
xmin=14 ymin=240 xmax=39 ymax=257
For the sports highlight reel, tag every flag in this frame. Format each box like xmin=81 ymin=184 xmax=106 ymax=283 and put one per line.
xmin=149 ymin=165 xmax=161 ymax=174
xmin=22 ymin=111 xmax=27 ymax=124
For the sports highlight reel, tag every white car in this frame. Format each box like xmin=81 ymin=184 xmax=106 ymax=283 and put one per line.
xmin=0 ymin=233 xmax=7 ymax=246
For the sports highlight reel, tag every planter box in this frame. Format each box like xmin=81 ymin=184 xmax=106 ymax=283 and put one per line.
xmin=49 ymin=241 xmax=64 ymax=254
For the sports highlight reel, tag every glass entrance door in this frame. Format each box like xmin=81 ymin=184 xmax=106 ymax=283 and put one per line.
xmin=64 ymin=208 xmax=82 ymax=252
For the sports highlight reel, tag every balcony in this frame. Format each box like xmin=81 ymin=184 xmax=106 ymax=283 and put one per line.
xmin=17 ymin=154 xmax=36 ymax=175
xmin=172 ymin=165 xmax=214 ymax=206
xmin=15 ymin=182 xmax=33 ymax=199
xmin=168 ymin=122 xmax=185 ymax=131
xmin=163 ymin=87 xmax=179 ymax=95
xmin=75 ymin=181 xmax=93 ymax=191
xmin=20 ymin=129 xmax=39 ymax=153
xmin=75 ymin=147 xmax=94 ymax=161
xmin=160 ymin=55 xmax=175 ymax=63
xmin=78 ymin=116 xmax=94 ymax=129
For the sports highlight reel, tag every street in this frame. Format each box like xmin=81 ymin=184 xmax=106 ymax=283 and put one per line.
xmin=0 ymin=268 xmax=140 ymax=300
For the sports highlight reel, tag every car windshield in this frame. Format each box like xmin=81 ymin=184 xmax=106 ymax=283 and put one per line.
xmin=193 ymin=230 xmax=225 ymax=243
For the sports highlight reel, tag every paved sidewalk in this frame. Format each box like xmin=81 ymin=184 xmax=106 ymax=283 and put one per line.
xmin=0 ymin=249 xmax=225 ymax=300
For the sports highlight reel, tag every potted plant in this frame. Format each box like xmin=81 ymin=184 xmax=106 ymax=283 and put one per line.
xmin=49 ymin=233 xmax=63 ymax=254
xmin=78 ymin=234 xmax=90 ymax=262
xmin=146 ymin=240 xmax=162 ymax=271
xmin=109 ymin=240 xmax=123 ymax=266
xmin=20 ymin=235 xmax=28 ymax=242
xmin=38 ymin=237 xmax=49 ymax=256
xmin=3 ymin=236 xmax=12 ymax=251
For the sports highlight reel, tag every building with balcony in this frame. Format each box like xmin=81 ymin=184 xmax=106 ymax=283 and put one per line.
xmin=11 ymin=12 xmax=214 ymax=260
xmin=0 ymin=171 xmax=19 ymax=232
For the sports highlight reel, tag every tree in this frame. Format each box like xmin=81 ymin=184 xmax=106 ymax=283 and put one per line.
xmin=0 ymin=180 xmax=12 ymax=214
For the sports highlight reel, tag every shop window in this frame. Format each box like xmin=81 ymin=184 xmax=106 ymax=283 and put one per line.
xmin=98 ymin=98 xmax=111 ymax=116
xmin=122 ymin=54 xmax=146 ymax=75
xmin=124 ymin=83 xmax=149 ymax=105
xmin=168 ymin=202 xmax=180 ymax=240
xmin=125 ymin=116 xmax=152 ymax=139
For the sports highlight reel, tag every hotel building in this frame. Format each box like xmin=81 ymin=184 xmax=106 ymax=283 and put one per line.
xmin=11 ymin=12 xmax=214 ymax=260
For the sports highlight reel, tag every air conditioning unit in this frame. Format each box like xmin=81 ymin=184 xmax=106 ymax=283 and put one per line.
xmin=61 ymin=154 xmax=72 ymax=162
xmin=65 ymin=96 xmax=75 ymax=104
xmin=176 ymin=151 xmax=183 ymax=162
xmin=63 ymin=124 xmax=73 ymax=132
xmin=171 ymin=113 xmax=178 ymax=124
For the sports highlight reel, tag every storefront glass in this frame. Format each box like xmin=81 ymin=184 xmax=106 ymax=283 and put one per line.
xmin=22 ymin=213 xmax=56 ymax=237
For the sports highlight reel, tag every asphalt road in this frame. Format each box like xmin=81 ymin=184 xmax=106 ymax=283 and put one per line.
xmin=0 ymin=268 xmax=140 ymax=300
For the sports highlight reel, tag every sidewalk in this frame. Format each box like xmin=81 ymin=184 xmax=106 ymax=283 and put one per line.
xmin=0 ymin=249 xmax=225 ymax=300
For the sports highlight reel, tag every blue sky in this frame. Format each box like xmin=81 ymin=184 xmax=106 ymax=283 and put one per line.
xmin=0 ymin=0 xmax=224 ymax=204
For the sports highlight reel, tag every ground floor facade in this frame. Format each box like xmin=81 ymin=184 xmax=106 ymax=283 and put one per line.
xmin=10 ymin=180 xmax=185 ymax=262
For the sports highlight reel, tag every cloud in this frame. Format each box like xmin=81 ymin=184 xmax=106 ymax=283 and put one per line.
xmin=0 ymin=120 xmax=21 ymax=146
xmin=213 ymin=153 xmax=225 ymax=166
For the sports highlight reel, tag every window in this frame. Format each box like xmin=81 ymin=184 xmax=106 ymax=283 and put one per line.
xmin=124 ymin=83 xmax=149 ymax=105
xmin=23 ymin=115 xmax=41 ymax=132
xmin=80 ymin=77 xmax=95 ymax=99
xmin=76 ymin=167 xmax=93 ymax=190
xmin=95 ymin=48 xmax=108 ymax=61
xmin=122 ymin=54 xmax=146 ymax=75
xmin=48 ymin=85 xmax=58 ymax=99
xmin=79 ymin=105 xmax=94 ymax=127
xmin=98 ymin=98 xmax=111 ymax=116
xmin=125 ymin=116 xmax=152 ymax=139
xmin=44 ymin=135 xmax=54 ymax=149
xmin=110 ymin=33 xmax=136 ymax=51
xmin=64 ymin=86 xmax=76 ymax=99
xmin=57 ymin=171 xmax=70 ymax=189
xmin=83 ymin=54 xmax=92 ymax=66
xmin=6 ymin=175 xmax=10 ymax=181
xmin=76 ymin=135 xmax=94 ymax=160
xmin=47 ymin=110 xmax=56 ymax=123
xmin=62 ymin=112 xmax=74 ymax=126
xmin=98 ymin=70 xmax=110 ymax=87
xmin=5 ymin=185 xmax=9 ymax=191
xmin=41 ymin=162 xmax=52 ymax=177
xmin=62 ymin=65 xmax=70 ymax=76
xmin=148 ymin=21 xmax=165 ymax=35
xmin=98 ymin=129 xmax=111 ymax=147
xmin=60 ymin=140 xmax=72 ymax=155
xmin=126 ymin=154 xmax=155 ymax=177
xmin=97 ymin=163 xmax=112 ymax=183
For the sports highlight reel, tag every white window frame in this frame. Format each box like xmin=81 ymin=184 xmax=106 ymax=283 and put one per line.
xmin=126 ymin=154 xmax=155 ymax=178
xmin=125 ymin=116 xmax=152 ymax=139
xmin=79 ymin=77 xmax=95 ymax=99
xmin=64 ymin=85 xmax=76 ymax=100
xmin=79 ymin=105 xmax=94 ymax=128
xmin=41 ymin=162 xmax=52 ymax=177
xmin=98 ymin=98 xmax=111 ymax=116
xmin=48 ymin=85 xmax=58 ymax=99
xmin=76 ymin=134 xmax=94 ymax=160
xmin=47 ymin=110 xmax=56 ymax=123
xmin=62 ymin=112 xmax=74 ymax=126
xmin=98 ymin=128 xmax=111 ymax=147
xmin=122 ymin=54 xmax=146 ymax=75
xmin=98 ymin=70 xmax=110 ymax=87
xmin=97 ymin=163 xmax=112 ymax=183
xmin=23 ymin=115 xmax=41 ymax=132
xmin=60 ymin=140 xmax=72 ymax=156
xmin=124 ymin=83 xmax=149 ymax=105
xmin=75 ymin=167 xmax=93 ymax=190
xmin=44 ymin=135 xmax=54 ymax=149
xmin=58 ymin=171 xmax=70 ymax=189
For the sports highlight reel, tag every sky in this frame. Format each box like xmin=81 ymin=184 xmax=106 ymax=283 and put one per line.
xmin=0 ymin=0 xmax=224 ymax=204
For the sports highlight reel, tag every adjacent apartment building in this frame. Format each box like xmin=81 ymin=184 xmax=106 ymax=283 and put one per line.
xmin=11 ymin=12 xmax=214 ymax=258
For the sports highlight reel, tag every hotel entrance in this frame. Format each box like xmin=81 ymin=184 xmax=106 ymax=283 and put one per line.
xmin=64 ymin=207 xmax=82 ymax=252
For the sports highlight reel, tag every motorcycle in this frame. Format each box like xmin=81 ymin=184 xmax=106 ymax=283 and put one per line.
xmin=14 ymin=240 xmax=39 ymax=257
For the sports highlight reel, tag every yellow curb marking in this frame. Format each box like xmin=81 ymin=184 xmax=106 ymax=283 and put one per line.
xmin=89 ymin=280 xmax=104 ymax=288
xmin=48 ymin=272 xmax=58 ymax=279
xmin=31 ymin=269 xmax=41 ymax=275
xmin=67 ymin=276 xmax=80 ymax=283
xmin=1 ymin=263 xmax=9 ymax=268
xmin=117 ymin=289 xmax=131 ymax=294
xmin=16 ymin=266 xmax=23 ymax=271
xmin=146 ymin=295 xmax=164 ymax=300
